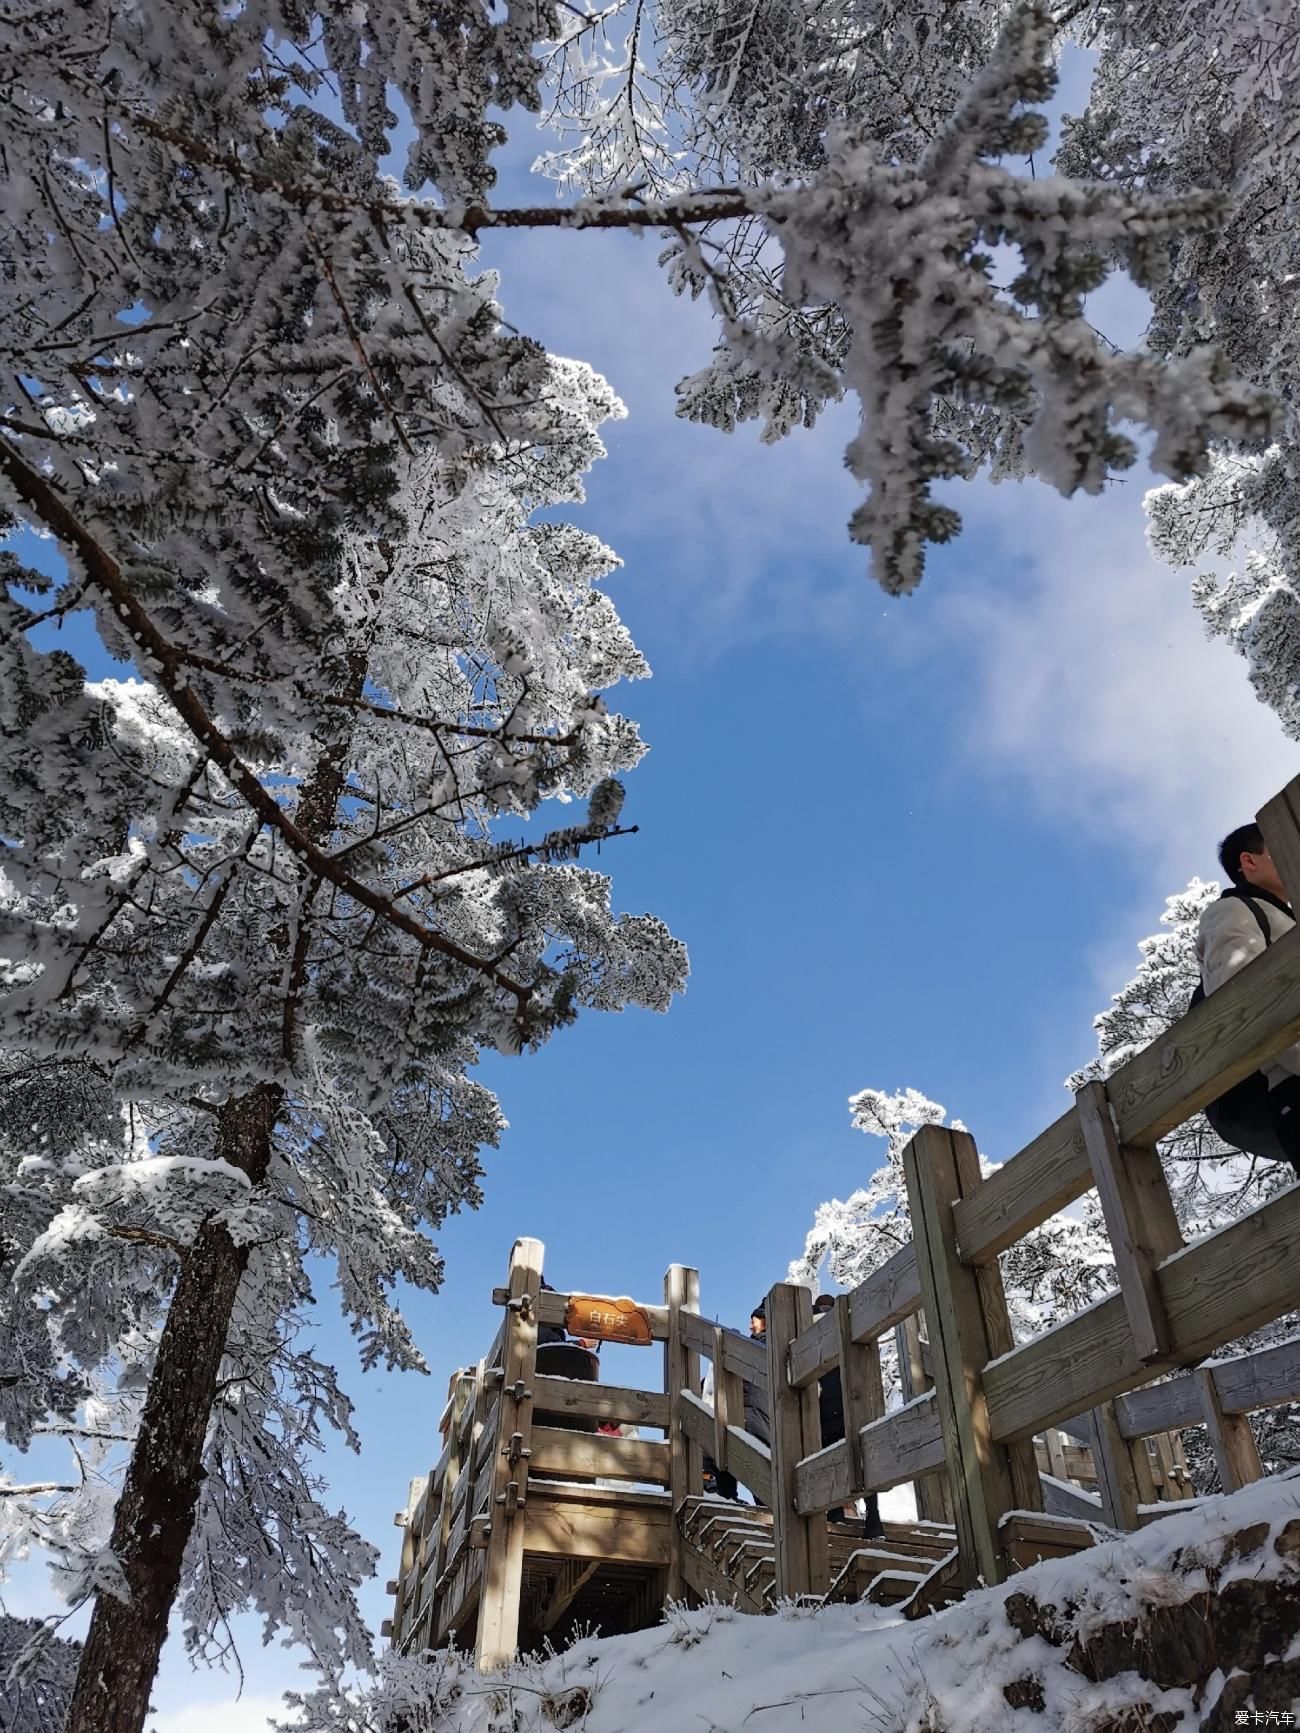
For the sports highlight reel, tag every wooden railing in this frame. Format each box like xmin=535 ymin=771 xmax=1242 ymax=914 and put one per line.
xmin=729 ymin=775 xmax=1300 ymax=1596
xmin=388 ymin=1243 xmax=694 ymax=1668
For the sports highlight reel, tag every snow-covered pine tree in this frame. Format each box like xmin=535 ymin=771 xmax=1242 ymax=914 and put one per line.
xmin=540 ymin=0 xmax=1275 ymax=591
xmin=2 ymin=66 xmax=692 ymax=1711
xmin=1050 ymin=5 xmax=1300 ymax=729
xmin=3 ymin=354 xmax=685 ymax=1726
xmin=0 ymin=1616 xmax=81 ymax=1733
xmin=1069 ymin=882 xmax=1300 ymax=1488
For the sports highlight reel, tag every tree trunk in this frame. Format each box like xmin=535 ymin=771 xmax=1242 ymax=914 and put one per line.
xmin=64 ymin=660 xmax=365 ymax=1733
xmin=65 ymin=1083 xmax=281 ymax=1733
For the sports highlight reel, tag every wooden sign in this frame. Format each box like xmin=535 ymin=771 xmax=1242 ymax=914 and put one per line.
xmin=564 ymin=1294 xmax=653 ymax=1347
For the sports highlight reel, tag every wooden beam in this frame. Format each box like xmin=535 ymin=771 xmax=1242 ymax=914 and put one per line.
xmin=475 ymin=1237 xmax=543 ymax=1671
xmin=712 ymin=1325 xmax=746 ymax=1482
xmin=787 ymin=1244 xmax=923 ymax=1388
xmin=523 ymin=1489 xmax=671 ymax=1565
xmin=834 ymin=1293 xmax=884 ymax=1493
xmin=664 ymin=1265 xmax=702 ymax=1602
xmin=1042 ymin=1429 xmax=1068 ymax=1483
xmin=1152 ymin=1431 xmax=1195 ymax=1500
xmin=1113 ymin=1373 xmax=1200 ymax=1439
xmin=1114 ymin=1334 xmax=1300 ymax=1439
xmin=794 ymin=1390 xmax=946 ymax=1514
xmin=1212 ymin=1331 xmax=1300 ymax=1414
xmin=1076 ymin=1080 xmax=1182 ymax=1362
xmin=1128 ymin=1434 xmax=1159 ymax=1508
xmin=766 ymin=1282 xmax=830 ymax=1597
xmin=537 ymin=1559 xmax=600 ymax=1636
xmin=1194 ymin=1365 xmax=1265 ymax=1493
xmin=984 ymin=1183 xmax=1300 ymax=1443
xmin=1039 ymin=1473 xmax=1103 ymax=1521
xmin=904 ymin=1125 xmax=1030 ymax=1587
xmin=679 ymin=1391 xmax=774 ymax=1507
xmin=1259 ymin=777 xmax=1300 ymax=910
xmin=531 ymin=1377 xmax=669 ymax=1430
xmin=527 ymin=1426 xmax=671 ymax=1485
xmin=953 ymin=1110 xmax=1089 ymax=1268
xmin=896 ymin=1313 xmax=950 ymax=1525
xmin=1087 ymin=1402 xmax=1141 ymax=1530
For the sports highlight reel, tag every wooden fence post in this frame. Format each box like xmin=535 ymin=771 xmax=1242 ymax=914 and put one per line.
xmin=1195 ymin=1366 xmax=1265 ymax=1492
xmin=903 ymin=1125 xmax=1038 ymax=1588
xmin=664 ymin=1264 xmax=701 ymax=1603
xmin=1076 ymin=1080 xmax=1183 ymax=1362
xmin=896 ymin=1312 xmax=951 ymax=1524
xmin=475 ymin=1237 xmax=543 ymax=1671
xmin=766 ymin=1282 xmax=830 ymax=1599
xmin=833 ymin=1293 xmax=883 ymax=1498
xmin=712 ymin=1324 xmax=744 ymax=1487
xmin=427 ymin=1371 xmax=474 ymax=1626
xmin=1088 ymin=1400 xmax=1142 ymax=1530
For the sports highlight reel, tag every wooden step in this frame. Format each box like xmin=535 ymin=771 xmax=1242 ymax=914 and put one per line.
xmin=898 ymin=1547 xmax=964 ymax=1620
xmin=1000 ymin=1510 xmax=1102 ymax=1573
xmin=826 ymin=1546 xmax=932 ymax=1603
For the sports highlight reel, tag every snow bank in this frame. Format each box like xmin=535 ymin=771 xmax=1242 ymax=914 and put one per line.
xmin=340 ymin=1474 xmax=1300 ymax=1733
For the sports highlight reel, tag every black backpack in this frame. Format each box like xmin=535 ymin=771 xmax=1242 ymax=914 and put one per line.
xmin=1189 ymin=889 xmax=1288 ymax=1162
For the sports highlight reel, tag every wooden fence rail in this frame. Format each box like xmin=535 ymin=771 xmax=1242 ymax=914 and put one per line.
xmin=758 ymin=774 xmax=1300 ymax=1588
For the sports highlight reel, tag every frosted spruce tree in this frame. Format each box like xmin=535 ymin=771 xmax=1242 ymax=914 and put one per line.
xmin=2 ymin=360 xmax=684 ymax=1732
xmin=1052 ymin=4 xmax=1300 ymax=728
xmin=1 ymin=5 xmax=1284 ymax=1729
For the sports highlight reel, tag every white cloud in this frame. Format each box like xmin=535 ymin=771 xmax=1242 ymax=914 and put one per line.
xmin=147 ymin=1692 xmax=286 ymax=1733
xmin=917 ymin=476 xmax=1296 ymax=883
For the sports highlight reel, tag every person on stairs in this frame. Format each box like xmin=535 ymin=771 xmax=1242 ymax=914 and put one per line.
xmin=702 ymin=1300 xmax=772 ymax=1501
xmin=811 ymin=1294 xmax=886 ymax=1540
xmin=1195 ymin=824 xmax=1300 ymax=1177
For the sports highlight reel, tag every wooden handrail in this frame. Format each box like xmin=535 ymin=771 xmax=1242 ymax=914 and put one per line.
xmin=954 ymin=923 xmax=1300 ymax=1267
xmin=792 ymin=1392 xmax=945 ymax=1514
xmin=984 ymin=1184 xmax=1300 ymax=1443
xmin=1115 ymin=1332 xmax=1300 ymax=1439
xmin=679 ymin=1309 xmax=768 ymax=1384
xmin=787 ymin=1241 xmax=921 ymax=1388
xmin=531 ymin=1375 xmax=669 ymax=1430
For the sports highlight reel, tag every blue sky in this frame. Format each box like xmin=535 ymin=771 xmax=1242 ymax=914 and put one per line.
xmin=8 ymin=50 xmax=1300 ymax=1733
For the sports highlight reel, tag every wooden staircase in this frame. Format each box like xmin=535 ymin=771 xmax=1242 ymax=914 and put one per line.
xmin=677 ymin=1498 xmax=1104 ymax=1622
xmin=677 ymin=1499 xmax=966 ymax=1618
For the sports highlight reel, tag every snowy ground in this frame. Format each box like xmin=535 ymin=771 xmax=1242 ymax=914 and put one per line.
xmin=383 ymin=1474 xmax=1300 ymax=1733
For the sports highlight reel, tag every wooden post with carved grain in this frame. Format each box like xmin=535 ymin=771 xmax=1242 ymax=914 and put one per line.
xmin=904 ymin=1124 xmax=1039 ymax=1588
xmin=475 ymin=1237 xmax=542 ymax=1670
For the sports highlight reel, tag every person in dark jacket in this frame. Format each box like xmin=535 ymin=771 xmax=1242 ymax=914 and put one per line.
xmin=703 ymin=1301 xmax=770 ymax=1499
xmin=536 ymin=1278 xmax=568 ymax=1346
xmin=743 ymin=1301 xmax=771 ymax=1446
xmin=812 ymin=1294 xmax=884 ymax=1539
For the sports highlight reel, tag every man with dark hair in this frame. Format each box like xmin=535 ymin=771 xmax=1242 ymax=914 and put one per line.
xmin=1196 ymin=825 xmax=1300 ymax=1173
xmin=811 ymin=1294 xmax=885 ymax=1539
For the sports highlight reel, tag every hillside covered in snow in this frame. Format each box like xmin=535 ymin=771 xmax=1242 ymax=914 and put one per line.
xmin=299 ymin=1475 xmax=1300 ymax=1733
